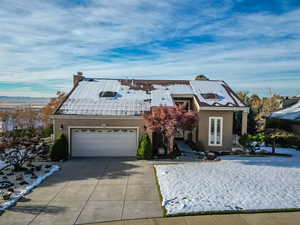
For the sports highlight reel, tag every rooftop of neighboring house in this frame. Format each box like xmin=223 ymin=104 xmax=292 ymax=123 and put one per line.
xmin=55 ymin=76 xmax=246 ymax=116
xmin=270 ymin=98 xmax=300 ymax=122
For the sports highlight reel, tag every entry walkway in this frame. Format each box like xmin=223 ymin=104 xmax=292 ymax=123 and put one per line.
xmin=176 ymin=140 xmax=198 ymax=161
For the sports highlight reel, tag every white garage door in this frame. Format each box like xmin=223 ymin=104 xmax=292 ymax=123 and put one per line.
xmin=71 ymin=128 xmax=137 ymax=157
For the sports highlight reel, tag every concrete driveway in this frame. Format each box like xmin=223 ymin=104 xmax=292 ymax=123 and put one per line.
xmin=0 ymin=158 xmax=163 ymax=225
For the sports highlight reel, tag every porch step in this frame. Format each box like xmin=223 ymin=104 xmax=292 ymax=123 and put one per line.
xmin=232 ymin=145 xmax=244 ymax=152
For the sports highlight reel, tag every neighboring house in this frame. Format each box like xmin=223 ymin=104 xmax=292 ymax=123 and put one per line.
xmin=268 ymin=97 xmax=300 ymax=135
xmin=282 ymin=95 xmax=300 ymax=108
xmin=52 ymin=74 xmax=249 ymax=158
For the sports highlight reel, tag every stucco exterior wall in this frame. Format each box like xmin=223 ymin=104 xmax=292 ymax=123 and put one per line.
xmin=53 ymin=111 xmax=235 ymax=153
xmin=197 ymin=110 xmax=234 ymax=152
xmin=53 ymin=117 xmax=145 ymax=142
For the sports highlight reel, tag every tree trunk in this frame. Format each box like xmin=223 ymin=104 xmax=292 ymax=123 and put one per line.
xmin=14 ymin=164 xmax=25 ymax=172
xmin=272 ymin=140 xmax=276 ymax=154
xmin=168 ymin=136 xmax=174 ymax=154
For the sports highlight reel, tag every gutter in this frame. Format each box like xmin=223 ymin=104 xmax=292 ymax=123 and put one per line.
xmin=199 ymin=106 xmax=249 ymax=113
xmin=50 ymin=114 xmax=144 ymax=120
xmin=267 ymin=116 xmax=300 ymax=124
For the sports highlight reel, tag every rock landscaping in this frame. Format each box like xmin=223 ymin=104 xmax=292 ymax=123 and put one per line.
xmin=0 ymin=136 xmax=59 ymax=211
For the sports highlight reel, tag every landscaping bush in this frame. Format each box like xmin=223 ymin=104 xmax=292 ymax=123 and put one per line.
xmin=251 ymin=132 xmax=265 ymax=144
xmin=42 ymin=124 xmax=53 ymax=138
xmin=239 ymin=134 xmax=253 ymax=150
xmin=239 ymin=129 xmax=300 ymax=153
xmin=137 ymin=133 xmax=152 ymax=159
xmin=265 ymin=129 xmax=300 ymax=150
xmin=1 ymin=149 xmax=32 ymax=172
xmin=239 ymin=133 xmax=265 ymax=153
xmin=50 ymin=134 xmax=68 ymax=161
xmin=13 ymin=129 xmax=35 ymax=138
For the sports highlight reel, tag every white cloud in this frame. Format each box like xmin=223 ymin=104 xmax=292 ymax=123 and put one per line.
xmin=0 ymin=0 xmax=299 ymax=97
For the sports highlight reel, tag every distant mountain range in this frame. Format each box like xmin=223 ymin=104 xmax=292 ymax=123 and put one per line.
xmin=0 ymin=96 xmax=50 ymax=104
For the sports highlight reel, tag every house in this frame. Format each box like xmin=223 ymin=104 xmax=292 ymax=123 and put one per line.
xmin=268 ymin=96 xmax=300 ymax=135
xmin=52 ymin=73 xmax=249 ymax=157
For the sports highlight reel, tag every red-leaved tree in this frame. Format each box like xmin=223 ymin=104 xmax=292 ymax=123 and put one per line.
xmin=144 ymin=105 xmax=199 ymax=153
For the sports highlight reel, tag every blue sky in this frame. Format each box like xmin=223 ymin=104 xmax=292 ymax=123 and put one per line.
xmin=0 ymin=0 xmax=299 ymax=97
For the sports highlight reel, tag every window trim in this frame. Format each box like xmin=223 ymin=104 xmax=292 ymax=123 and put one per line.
xmin=208 ymin=116 xmax=223 ymax=146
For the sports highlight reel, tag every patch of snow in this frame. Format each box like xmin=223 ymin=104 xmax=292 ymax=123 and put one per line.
xmin=0 ymin=165 xmax=60 ymax=211
xmin=190 ymin=80 xmax=244 ymax=106
xmin=58 ymin=78 xmax=245 ymax=115
xmin=155 ymin=147 xmax=300 ymax=215
xmin=153 ymin=84 xmax=194 ymax=95
xmin=0 ymin=160 xmax=7 ymax=170
xmin=151 ymin=89 xmax=174 ymax=107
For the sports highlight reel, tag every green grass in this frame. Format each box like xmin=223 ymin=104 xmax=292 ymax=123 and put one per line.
xmin=165 ymin=208 xmax=300 ymax=217
xmin=153 ymin=165 xmax=300 ymax=217
xmin=153 ymin=166 xmax=168 ymax=216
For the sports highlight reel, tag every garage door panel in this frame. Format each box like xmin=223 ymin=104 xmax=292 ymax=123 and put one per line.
xmin=71 ymin=128 xmax=137 ymax=157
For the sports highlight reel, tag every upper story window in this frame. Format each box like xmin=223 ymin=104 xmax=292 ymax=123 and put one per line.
xmin=209 ymin=117 xmax=223 ymax=146
xmin=99 ymin=91 xmax=117 ymax=98
xmin=174 ymin=99 xmax=192 ymax=110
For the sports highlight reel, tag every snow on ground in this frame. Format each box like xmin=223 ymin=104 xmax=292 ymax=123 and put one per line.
xmin=0 ymin=165 xmax=60 ymax=211
xmin=155 ymin=147 xmax=300 ymax=215
xmin=0 ymin=160 xmax=7 ymax=170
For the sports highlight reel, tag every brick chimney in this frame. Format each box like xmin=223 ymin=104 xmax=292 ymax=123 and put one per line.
xmin=73 ymin=72 xmax=84 ymax=87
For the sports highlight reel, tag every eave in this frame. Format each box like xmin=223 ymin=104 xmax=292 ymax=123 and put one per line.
xmin=50 ymin=114 xmax=144 ymax=120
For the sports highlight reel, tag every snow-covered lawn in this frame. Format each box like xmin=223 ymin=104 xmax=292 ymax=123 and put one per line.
xmin=155 ymin=147 xmax=300 ymax=215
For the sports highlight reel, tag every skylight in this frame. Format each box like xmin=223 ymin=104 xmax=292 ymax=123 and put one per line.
xmin=201 ymin=93 xmax=222 ymax=100
xmin=99 ymin=91 xmax=117 ymax=98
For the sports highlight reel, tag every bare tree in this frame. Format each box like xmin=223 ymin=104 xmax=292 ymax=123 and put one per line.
xmin=12 ymin=108 xmax=38 ymax=130
xmin=40 ymin=92 xmax=66 ymax=127
xmin=0 ymin=143 xmax=46 ymax=172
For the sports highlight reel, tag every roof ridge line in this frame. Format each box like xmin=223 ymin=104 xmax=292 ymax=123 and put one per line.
xmin=83 ymin=77 xmax=225 ymax=82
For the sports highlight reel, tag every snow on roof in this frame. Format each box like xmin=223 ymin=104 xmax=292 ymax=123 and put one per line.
xmin=190 ymin=80 xmax=243 ymax=107
xmin=270 ymin=100 xmax=300 ymax=121
xmin=57 ymin=78 xmax=245 ymax=116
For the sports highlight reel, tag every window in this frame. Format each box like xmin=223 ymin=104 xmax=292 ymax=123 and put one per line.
xmin=174 ymin=99 xmax=191 ymax=110
xmin=209 ymin=117 xmax=223 ymax=146
xmin=99 ymin=91 xmax=117 ymax=97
